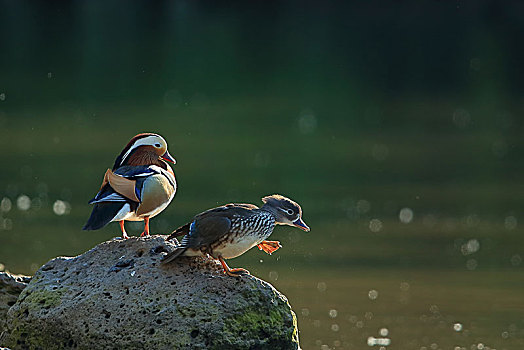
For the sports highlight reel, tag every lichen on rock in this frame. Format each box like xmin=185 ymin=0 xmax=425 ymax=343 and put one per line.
xmin=0 ymin=271 xmax=31 ymax=336
xmin=3 ymin=236 xmax=300 ymax=349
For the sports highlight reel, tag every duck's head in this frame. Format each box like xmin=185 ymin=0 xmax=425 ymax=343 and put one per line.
xmin=261 ymin=194 xmax=310 ymax=232
xmin=113 ymin=133 xmax=176 ymax=169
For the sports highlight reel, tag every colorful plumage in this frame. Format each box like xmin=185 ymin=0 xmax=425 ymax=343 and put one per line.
xmin=83 ymin=133 xmax=177 ymax=238
xmin=161 ymin=194 xmax=309 ymax=277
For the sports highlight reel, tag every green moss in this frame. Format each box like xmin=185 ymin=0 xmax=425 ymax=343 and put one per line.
xmin=8 ymin=327 xmax=47 ymax=349
xmin=144 ymin=327 xmax=191 ymax=349
xmin=234 ymin=307 xmax=284 ymax=331
xmin=5 ymin=287 xmax=70 ymax=349
xmin=213 ymin=301 xmax=299 ymax=350
xmin=24 ymin=287 xmax=67 ymax=311
xmin=7 ymin=317 xmax=66 ymax=350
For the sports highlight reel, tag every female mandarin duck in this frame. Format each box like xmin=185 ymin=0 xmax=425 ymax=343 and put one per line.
xmin=161 ymin=194 xmax=309 ymax=277
xmin=83 ymin=133 xmax=176 ymax=239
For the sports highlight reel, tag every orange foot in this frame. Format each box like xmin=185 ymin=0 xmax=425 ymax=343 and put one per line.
xmin=227 ymin=268 xmax=250 ymax=277
xmin=140 ymin=216 xmax=150 ymax=237
xmin=218 ymin=256 xmax=250 ymax=277
xmin=257 ymin=240 xmax=282 ymax=255
xmin=120 ymin=221 xmax=129 ymax=239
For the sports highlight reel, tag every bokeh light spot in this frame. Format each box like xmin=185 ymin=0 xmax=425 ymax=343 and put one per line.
xmin=504 ymin=216 xmax=517 ymax=230
xmin=16 ymin=195 xmax=31 ymax=211
xmin=0 ymin=197 xmax=12 ymax=213
xmin=317 ymin=282 xmax=327 ymax=292
xmin=298 ymin=109 xmax=317 ymax=134
xmin=53 ymin=200 xmax=71 ymax=215
xmin=399 ymin=208 xmax=414 ymax=224
xmin=369 ymin=219 xmax=383 ymax=232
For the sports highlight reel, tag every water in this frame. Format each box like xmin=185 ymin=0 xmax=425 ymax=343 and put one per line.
xmin=1 ymin=1 xmax=524 ymax=349
xmin=271 ymin=268 xmax=523 ymax=349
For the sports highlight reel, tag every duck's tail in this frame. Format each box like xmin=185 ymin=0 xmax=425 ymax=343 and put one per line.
xmin=161 ymin=248 xmax=187 ymax=264
xmin=82 ymin=202 xmax=127 ymax=230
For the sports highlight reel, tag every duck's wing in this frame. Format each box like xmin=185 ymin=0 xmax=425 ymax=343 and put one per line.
xmin=181 ymin=204 xmax=262 ymax=248
xmin=186 ymin=216 xmax=232 ymax=247
xmin=89 ymin=166 xmax=167 ymax=204
xmin=166 ymin=203 xmax=258 ymax=240
xmin=162 ymin=204 xmax=257 ymax=264
xmin=161 ymin=215 xmax=231 ymax=264
xmin=193 ymin=203 xmax=258 ymax=220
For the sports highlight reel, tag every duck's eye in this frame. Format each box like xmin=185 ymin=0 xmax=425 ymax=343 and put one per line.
xmin=286 ymin=209 xmax=294 ymax=216
xmin=154 ymin=143 xmax=161 ymax=148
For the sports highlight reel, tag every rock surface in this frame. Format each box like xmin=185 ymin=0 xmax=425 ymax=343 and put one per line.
xmin=3 ymin=236 xmax=299 ymax=350
xmin=0 ymin=271 xmax=31 ymax=335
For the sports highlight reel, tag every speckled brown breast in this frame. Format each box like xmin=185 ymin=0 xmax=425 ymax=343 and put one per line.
xmin=208 ymin=212 xmax=275 ymax=259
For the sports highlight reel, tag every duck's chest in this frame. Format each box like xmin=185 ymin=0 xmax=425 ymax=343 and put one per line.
xmin=136 ymin=174 xmax=176 ymax=217
xmin=211 ymin=213 xmax=275 ymax=259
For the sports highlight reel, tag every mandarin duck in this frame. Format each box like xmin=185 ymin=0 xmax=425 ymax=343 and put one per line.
xmin=83 ymin=133 xmax=177 ymax=238
xmin=161 ymin=194 xmax=309 ymax=277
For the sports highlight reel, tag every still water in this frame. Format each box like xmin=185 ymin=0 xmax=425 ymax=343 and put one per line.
xmin=1 ymin=107 xmax=523 ymax=349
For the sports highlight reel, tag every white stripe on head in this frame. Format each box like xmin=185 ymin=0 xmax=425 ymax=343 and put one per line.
xmin=120 ymin=135 xmax=167 ymax=165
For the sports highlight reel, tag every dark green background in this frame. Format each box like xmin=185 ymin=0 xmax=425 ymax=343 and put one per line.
xmin=1 ymin=1 xmax=523 ymax=349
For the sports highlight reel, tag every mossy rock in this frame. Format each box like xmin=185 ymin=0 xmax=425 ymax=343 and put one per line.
xmin=4 ymin=236 xmax=299 ymax=349
xmin=0 ymin=271 xmax=31 ymax=336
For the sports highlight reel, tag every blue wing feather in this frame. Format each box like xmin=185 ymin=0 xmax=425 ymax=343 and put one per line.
xmin=113 ymin=165 xmax=159 ymax=179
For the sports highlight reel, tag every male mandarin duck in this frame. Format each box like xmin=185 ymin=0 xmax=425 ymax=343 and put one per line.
xmin=161 ymin=194 xmax=309 ymax=277
xmin=83 ymin=133 xmax=177 ymax=238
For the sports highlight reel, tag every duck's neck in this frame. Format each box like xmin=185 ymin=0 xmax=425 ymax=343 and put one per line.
xmin=260 ymin=204 xmax=278 ymax=218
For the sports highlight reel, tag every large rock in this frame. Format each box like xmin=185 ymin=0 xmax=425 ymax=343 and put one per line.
xmin=0 ymin=271 xmax=31 ymax=336
xmin=3 ymin=236 xmax=299 ymax=349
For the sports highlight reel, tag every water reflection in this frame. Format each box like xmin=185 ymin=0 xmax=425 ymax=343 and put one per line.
xmin=399 ymin=208 xmax=414 ymax=224
xmin=16 ymin=195 xmax=31 ymax=211
xmin=461 ymin=239 xmax=480 ymax=255
xmin=368 ymin=290 xmax=379 ymax=300
xmin=510 ymin=254 xmax=521 ymax=266
xmin=0 ymin=197 xmax=12 ymax=212
xmin=1 ymin=218 xmax=12 ymax=231
xmin=367 ymin=335 xmax=391 ymax=347
xmin=504 ymin=216 xmax=517 ymax=230
xmin=369 ymin=219 xmax=383 ymax=233
xmin=52 ymin=200 xmax=71 ymax=216
xmin=298 ymin=109 xmax=317 ymax=135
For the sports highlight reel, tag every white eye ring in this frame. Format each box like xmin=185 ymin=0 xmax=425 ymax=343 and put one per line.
xmin=154 ymin=143 xmax=161 ymax=148
xmin=279 ymin=207 xmax=294 ymax=216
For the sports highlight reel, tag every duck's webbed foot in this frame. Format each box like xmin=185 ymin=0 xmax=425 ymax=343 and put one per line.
xmin=218 ymin=256 xmax=250 ymax=277
xmin=257 ymin=240 xmax=282 ymax=255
